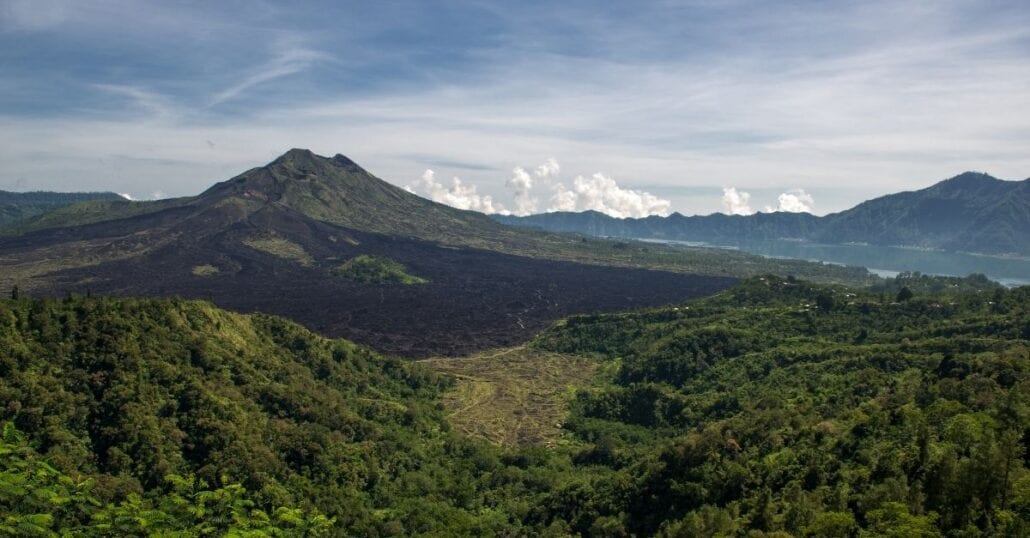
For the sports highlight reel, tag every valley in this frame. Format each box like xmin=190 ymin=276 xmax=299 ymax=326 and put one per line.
xmin=2 ymin=274 xmax=1027 ymax=535
xmin=1 ymin=151 xmax=1026 ymax=537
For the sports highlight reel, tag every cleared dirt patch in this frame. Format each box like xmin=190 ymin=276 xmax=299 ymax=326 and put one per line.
xmin=242 ymin=235 xmax=313 ymax=266
xmin=191 ymin=264 xmax=219 ymax=276
xmin=422 ymin=347 xmax=598 ymax=448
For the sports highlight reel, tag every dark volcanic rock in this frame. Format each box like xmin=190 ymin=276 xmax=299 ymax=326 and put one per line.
xmin=0 ymin=150 xmax=736 ymax=357
xmin=37 ymin=205 xmax=734 ymax=357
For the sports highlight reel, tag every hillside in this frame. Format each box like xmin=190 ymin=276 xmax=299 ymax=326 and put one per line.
xmin=523 ymin=275 xmax=1030 ymax=535
xmin=0 ymin=190 xmax=124 ymax=229
xmin=498 ymin=172 xmax=1030 ymax=256
xmin=0 ymin=295 xmax=541 ymax=535
xmin=4 ymin=279 xmax=1028 ymax=535
xmin=0 ymin=150 xmax=872 ymax=356
xmin=815 ymin=172 xmax=1030 ymax=254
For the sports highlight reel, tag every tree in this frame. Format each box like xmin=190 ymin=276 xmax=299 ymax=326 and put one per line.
xmin=816 ymin=292 xmax=835 ymax=313
xmin=896 ymin=287 xmax=914 ymax=302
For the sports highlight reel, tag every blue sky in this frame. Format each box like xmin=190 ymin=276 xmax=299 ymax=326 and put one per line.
xmin=1 ymin=0 xmax=1028 ymax=216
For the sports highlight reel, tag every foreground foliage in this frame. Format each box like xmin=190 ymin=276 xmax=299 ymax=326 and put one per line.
xmin=0 ymin=296 xmax=547 ymax=535
xmin=1 ymin=275 xmax=1028 ymax=536
xmin=0 ymin=422 xmax=332 ymax=536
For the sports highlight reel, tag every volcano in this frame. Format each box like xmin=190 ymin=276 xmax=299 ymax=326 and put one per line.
xmin=0 ymin=149 xmax=735 ymax=356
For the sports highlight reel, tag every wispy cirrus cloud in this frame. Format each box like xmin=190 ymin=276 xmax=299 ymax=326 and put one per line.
xmin=1 ymin=1 xmax=1028 ymax=212
xmin=92 ymin=84 xmax=176 ymax=118
xmin=210 ymin=41 xmax=334 ymax=106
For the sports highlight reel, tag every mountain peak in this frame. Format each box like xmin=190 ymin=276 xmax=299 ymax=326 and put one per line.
xmin=274 ymin=147 xmax=316 ymax=161
xmin=267 ymin=148 xmax=367 ymax=175
xmin=925 ymin=171 xmax=1009 ymax=198
xmin=942 ymin=171 xmax=998 ymax=185
xmin=193 ymin=147 xmax=505 ymax=241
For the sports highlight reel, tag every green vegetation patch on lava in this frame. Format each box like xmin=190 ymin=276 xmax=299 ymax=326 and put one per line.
xmin=334 ymin=254 xmax=427 ymax=284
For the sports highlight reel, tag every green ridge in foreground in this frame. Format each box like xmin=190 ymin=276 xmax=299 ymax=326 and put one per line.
xmin=2 ymin=275 xmax=1028 ymax=536
xmin=0 ymin=295 xmax=533 ymax=536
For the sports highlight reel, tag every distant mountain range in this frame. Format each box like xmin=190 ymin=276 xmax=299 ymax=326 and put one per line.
xmin=496 ymin=172 xmax=1030 ymax=257
xmin=0 ymin=190 xmax=123 ymax=228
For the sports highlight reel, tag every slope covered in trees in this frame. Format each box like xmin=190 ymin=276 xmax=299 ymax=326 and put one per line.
xmin=0 ymin=422 xmax=333 ymax=535
xmin=0 ymin=295 xmax=562 ymax=535
xmin=2 ymin=278 xmax=1028 ymax=535
xmin=531 ymin=276 xmax=1030 ymax=535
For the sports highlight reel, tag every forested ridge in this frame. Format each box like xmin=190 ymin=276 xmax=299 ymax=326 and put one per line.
xmin=0 ymin=296 xmax=552 ymax=535
xmin=533 ymin=275 xmax=1030 ymax=536
xmin=1 ymin=275 xmax=1029 ymax=536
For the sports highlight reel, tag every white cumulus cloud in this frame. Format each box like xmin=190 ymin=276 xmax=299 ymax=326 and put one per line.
xmin=507 ymin=166 xmax=538 ymax=216
xmin=504 ymin=159 xmax=562 ymax=216
xmin=766 ymin=189 xmax=814 ymax=213
xmin=547 ymin=173 xmax=671 ymax=218
xmin=721 ymin=187 xmax=754 ymax=215
xmin=534 ymin=158 xmax=560 ymax=179
xmin=407 ymin=169 xmax=508 ymax=215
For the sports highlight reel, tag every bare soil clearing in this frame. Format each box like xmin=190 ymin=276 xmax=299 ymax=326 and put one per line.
xmin=423 ymin=347 xmax=599 ymax=447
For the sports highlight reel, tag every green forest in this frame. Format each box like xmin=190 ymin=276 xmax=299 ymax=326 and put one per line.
xmin=2 ymin=275 xmax=1028 ymax=536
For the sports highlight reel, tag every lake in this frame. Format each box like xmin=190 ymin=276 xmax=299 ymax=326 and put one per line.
xmin=642 ymin=238 xmax=1030 ymax=287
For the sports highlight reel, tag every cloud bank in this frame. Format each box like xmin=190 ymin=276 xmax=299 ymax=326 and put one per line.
xmin=407 ymin=169 xmax=508 ymax=215
xmin=407 ymin=158 xmax=672 ymax=219
xmin=549 ymin=173 xmax=672 ymax=218
xmin=507 ymin=167 xmax=538 ymax=216
xmin=721 ymin=187 xmax=816 ymax=215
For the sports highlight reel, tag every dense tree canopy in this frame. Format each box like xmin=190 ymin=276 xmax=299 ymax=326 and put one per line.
xmin=0 ymin=296 xmax=557 ymax=535
xmin=533 ymin=276 xmax=1030 ymax=536
xmin=1 ymin=276 xmax=1028 ymax=535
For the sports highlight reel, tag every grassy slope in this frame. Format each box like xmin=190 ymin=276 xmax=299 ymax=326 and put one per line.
xmin=0 ymin=191 xmax=125 ymax=229
xmin=0 ymin=197 xmax=191 ymax=235
xmin=423 ymin=347 xmax=599 ymax=448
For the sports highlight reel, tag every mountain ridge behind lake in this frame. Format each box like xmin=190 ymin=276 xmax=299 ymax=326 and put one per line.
xmin=496 ymin=172 xmax=1030 ymax=257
